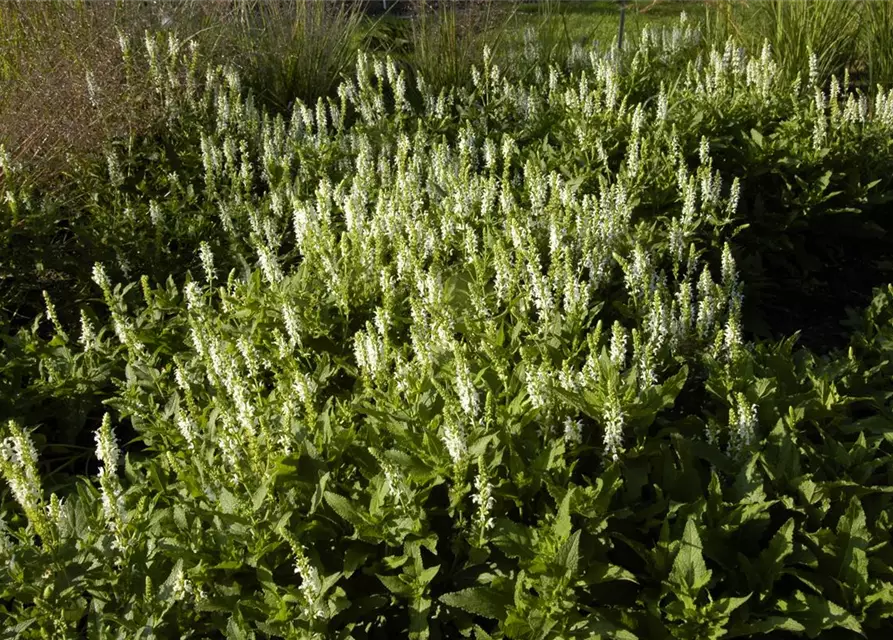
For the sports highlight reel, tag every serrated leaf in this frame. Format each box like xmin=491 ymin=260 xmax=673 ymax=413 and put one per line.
xmin=757 ymin=518 xmax=794 ymax=592
xmin=378 ymin=574 xmax=413 ymax=597
xmin=251 ymin=480 xmax=269 ymax=512
xmin=779 ymin=592 xmax=865 ymax=637
xmin=837 ymin=496 xmax=869 ymax=541
xmin=837 ymin=497 xmax=870 ymax=598
xmin=727 ymin=616 xmax=806 ymax=637
xmin=492 ymin=519 xmax=537 ymax=561
xmin=440 ymin=587 xmax=509 ymax=620
xmin=173 ymin=504 xmax=188 ymax=530
xmin=474 ymin=625 xmax=496 ymax=640
xmin=794 ymin=478 xmax=823 ymax=510
xmin=309 ymin=471 xmax=330 ymax=515
xmin=669 ymin=517 xmax=711 ymax=594
xmin=418 ymin=565 xmax=440 ymax=586
xmin=552 ymin=487 xmax=574 ymax=543
xmin=324 ymin=491 xmax=366 ymax=527
xmin=585 ymin=562 xmax=639 ymax=585
xmin=709 ymin=593 xmax=751 ymax=616
xmin=410 ymin=595 xmax=432 ymax=640
xmin=555 ymin=530 xmax=581 ymax=575
xmin=226 ymin=615 xmax=253 ymax=640
xmin=218 ymin=488 xmax=239 ymax=515
xmin=344 ymin=545 xmax=373 ymax=574
xmin=1 ymin=619 xmax=36 ymax=639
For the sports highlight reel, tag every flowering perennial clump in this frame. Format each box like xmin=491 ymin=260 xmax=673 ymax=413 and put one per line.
xmin=3 ymin=13 xmax=893 ymax=639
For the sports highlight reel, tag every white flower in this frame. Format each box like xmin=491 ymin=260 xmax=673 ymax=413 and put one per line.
xmin=721 ymin=243 xmax=738 ymax=291
xmin=696 ymin=267 xmax=718 ymax=338
xmin=237 ymin=337 xmax=259 ymax=379
xmin=609 ymin=322 xmax=628 ymax=369
xmin=190 ymin=327 xmax=207 ymax=359
xmin=657 ymin=83 xmax=669 ymax=122
xmin=170 ymin=563 xmax=193 ymax=601
xmin=281 ymin=532 xmax=325 ymax=617
xmin=354 ymin=325 xmax=385 ymax=381
xmin=79 ymin=310 xmax=97 ymax=351
xmin=526 ymin=362 xmax=551 ymax=410
xmin=602 ymin=389 xmax=625 ymax=462
xmin=558 ymin=361 xmax=579 ymax=393
xmin=106 ymin=150 xmax=124 ymax=187
xmin=727 ymin=177 xmax=741 ymax=217
xmin=0 ymin=422 xmax=44 ymax=525
xmin=728 ymin=393 xmax=758 ymax=457
xmin=723 ymin=310 xmax=743 ymax=362
xmin=381 ymin=459 xmax=409 ymax=508
xmin=442 ymin=419 xmax=467 ymax=465
xmin=281 ymin=304 xmax=302 ymax=348
xmin=176 ymin=410 xmax=198 ymax=451
xmin=293 ymin=371 xmax=317 ymax=406
xmin=92 ymin=263 xmax=112 ymax=297
xmin=471 ymin=459 xmax=495 ymax=534
xmin=624 ymin=244 xmax=652 ymax=302
xmin=46 ymin=494 xmax=64 ymax=534
xmin=256 ymin=243 xmax=283 ymax=284
xmin=184 ymin=281 xmax=202 ymax=312
xmin=148 ymin=200 xmax=163 ymax=227
xmin=94 ymin=414 xmax=127 ymax=548
xmin=699 ymin=136 xmax=710 ymax=166
xmin=808 ymin=49 xmax=819 ymax=87
xmin=199 ymin=242 xmax=215 ymax=284
xmin=455 ymin=351 xmax=479 ymax=418
xmin=95 ymin=413 xmax=120 ymax=474
xmin=563 ymin=417 xmax=583 ymax=446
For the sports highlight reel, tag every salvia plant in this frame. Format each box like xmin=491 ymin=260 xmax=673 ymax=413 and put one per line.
xmin=2 ymin=14 xmax=893 ymax=640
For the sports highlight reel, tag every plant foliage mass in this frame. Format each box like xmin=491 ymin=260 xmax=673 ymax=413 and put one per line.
xmin=2 ymin=10 xmax=893 ymax=639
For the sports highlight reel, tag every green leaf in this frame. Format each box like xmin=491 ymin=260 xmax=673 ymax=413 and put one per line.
xmin=757 ymin=518 xmax=794 ymax=592
xmin=325 ymin=491 xmax=366 ymax=528
xmin=837 ymin=497 xmax=870 ymax=598
xmin=344 ymin=545 xmax=373 ymax=575
xmin=0 ymin=620 xmax=36 ymax=640
xmin=552 ymin=487 xmax=574 ymax=543
xmin=584 ymin=562 xmax=639 ymax=585
xmin=709 ymin=594 xmax=751 ymax=617
xmin=378 ymin=574 xmax=413 ymax=597
xmin=218 ymin=488 xmax=239 ymax=515
xmin=251 ymin=480 xmax=270 ymax=512
xmin=440 ymin=587 xmax=509 ymax=620
xmin=226 ymin=613 xmax=254 ymax=640
xmin=727 ymin=616 xmax=806 ymax=637
xmin=492 ymin=519 xmax=537 ymax=562
xmin=659 ymin=365 xmax=689 ymax=407
xmin=474 ymin=625 xmax=496 ymax=640
xmin=669 ymin=517 xmax=711 ymax=594
xmin=418 ymin=565 xmax=440 ymax=587
xmin=173 ymin=504 xmax=188 ymax=531
xmin=554 ymin=530 xmax=581 ymax=575
xmin=309 ymin=471 xmax=330 ymax=515
xmin=837 ymin=496 xmax=869 ymax=541
xmin=750 ymin=128 xmax=764 ymax=148
xmin=778 ymin=592 xmax=865 ymax=637
xmin=410 ymin=595 xmax=432 ymax=640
